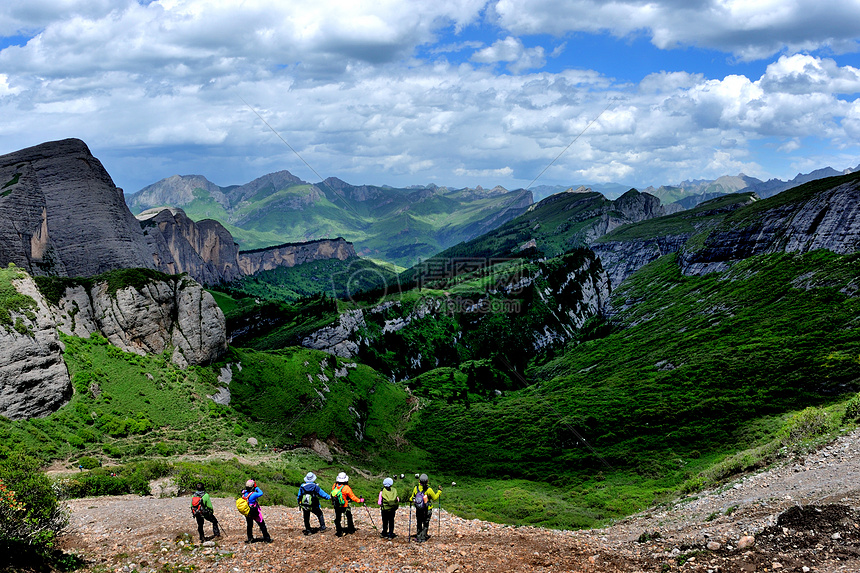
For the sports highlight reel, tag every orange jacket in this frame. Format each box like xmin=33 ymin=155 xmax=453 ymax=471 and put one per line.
xmin=332 ymin=483 xmax=362 ymax=507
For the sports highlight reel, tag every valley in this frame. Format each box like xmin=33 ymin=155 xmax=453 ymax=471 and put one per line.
xmin=2 ymin=139 xmax=860 ymax=572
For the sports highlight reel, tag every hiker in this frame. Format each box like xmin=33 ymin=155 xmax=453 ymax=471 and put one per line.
xmin=240 ymin=479 xmax=272 ymax=543
xmin=190 ymin=482 xmax=220 ymax=542
xmin=297 ymin=471 xmax=331 ymax=535
xmin=377 ymin=477 xmax=400 ymax=539
xmin=331 ymin=472 xmax=364 ymax=537
xmin=409 ymin=473 xmax=441 ymax=542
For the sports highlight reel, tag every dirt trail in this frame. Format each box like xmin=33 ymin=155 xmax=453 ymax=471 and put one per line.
xmin=56 ymin=429 xmax=860 ymax=572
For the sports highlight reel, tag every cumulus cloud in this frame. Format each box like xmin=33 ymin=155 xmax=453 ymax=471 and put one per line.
xmin=471 ymin=36 xmax=546 ymax=73
xmin=0 ymin=1 xmax=858 ymax=192
xmin=493 ymin=0 xmax=860 ymax=61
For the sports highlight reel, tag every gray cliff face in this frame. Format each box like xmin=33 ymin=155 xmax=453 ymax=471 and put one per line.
xmin=0 ymin=139 xmax=155 ymax=277
xmin=238 ymin=238 xmax=357 ymax=275
xmin=531 ymin=251 xmax=612 ymax=350
xmin=0 ymin=273 xmax=72 ymax=420
xmin=679 ymin=175 xmax=860 ymax=275
xmin=137 ymin=207 xmax=242 ymax=285
xmin=590 ymin=194 xmax=758 ymax=289
xmin=52 ymin=275 xmax=227 ymax=367
xmin=301 ymin=309 xmax=365 ymax=357
xmin=591 ymin=235 xmax=691 ymax=290
xmin=613 ymin=190 xmax=665 ymax=223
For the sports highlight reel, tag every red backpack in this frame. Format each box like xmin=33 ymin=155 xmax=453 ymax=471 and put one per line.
xmin=191 ymin=494 xmax=207 ymax=517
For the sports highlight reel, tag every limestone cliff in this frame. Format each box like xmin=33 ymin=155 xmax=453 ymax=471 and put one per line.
xmin=50 ymin=272 xmax=227 ymax=368
xmin=679 ymin=173 xmax=860 ymax=275
xmin=0 ymin=139 xmax=155 ymax=277
xmin=238 ymin=238 xmax=356 ymax=275
xmin=591 ymin=193 xmax=758 ymax=289
xmin=137 ymin=207 xmax=242 ymax=285
xmin=0 ymin=271 xmax=71 ymax=420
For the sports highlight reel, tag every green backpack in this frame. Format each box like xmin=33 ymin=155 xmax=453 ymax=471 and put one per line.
xmin=331 ymin=484 xmax=346 ymax=507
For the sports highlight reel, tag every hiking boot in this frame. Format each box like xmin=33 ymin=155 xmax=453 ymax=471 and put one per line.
xmin=335 ymin=531 xmax=344 ymax=537
xmin=302 ymin=530 xmax=312 ymax=536
xmin=346 ymin=527 xmax=356 ymax=534
xmin=318 ymin=526 xmax=327 ymax=532
xmin=388 ymin=533 xmax=397 ymax=539
xmin=380 ymin=532 xmax=389 ymax=539
xmin=245 ymin=538 xmax=254 ymax=544
xmin=263 ymin=537 xmax=273 ymax=543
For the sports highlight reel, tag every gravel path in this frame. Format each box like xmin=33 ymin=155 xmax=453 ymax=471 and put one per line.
xmin=57 ymin=429 xmax=860 ymax=572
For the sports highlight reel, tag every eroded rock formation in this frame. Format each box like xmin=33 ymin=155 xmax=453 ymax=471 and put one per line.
xmin=137 ymin=207 xmax=242 ymax=285
xmin=52 ymin=274 xmax=227 ymax=368
xmin=0 ymin=272 xmax=72 ymax=420
xmin=0 ymin=139 xmax=155 ymax=277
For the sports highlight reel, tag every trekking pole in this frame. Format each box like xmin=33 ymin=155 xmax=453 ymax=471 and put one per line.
xmin=361 ymin=501 xmax=377 ymax=530
xmin=408 ymin=504 xmax=412 ymax=543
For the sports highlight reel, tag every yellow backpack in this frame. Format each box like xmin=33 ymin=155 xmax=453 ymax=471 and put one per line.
xmin=236 ymin=493 xmax=251 ymax=516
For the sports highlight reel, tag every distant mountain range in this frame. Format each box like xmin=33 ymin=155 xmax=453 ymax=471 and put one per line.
xmin=529 ymin=165 xmax=859 ymax=203
xmin=127 ymin=163 xmax=860 ymax=268
xmin=127 ymin=174 xmax=532 ymax=267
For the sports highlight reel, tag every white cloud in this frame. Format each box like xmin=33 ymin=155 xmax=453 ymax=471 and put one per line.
xmin=454 ymin=166 xmax=514 ymax=177
xmin=492 ymin=0 xmax=860 ymax=61
xmin=0 ymin=1 xmax=858 ymax=193
xmin=471 ymin=36 xmax=546 ymax=73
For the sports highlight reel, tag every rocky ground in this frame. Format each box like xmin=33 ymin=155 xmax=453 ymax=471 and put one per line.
xmin=54 ymin=429 xmax=860 ymax=573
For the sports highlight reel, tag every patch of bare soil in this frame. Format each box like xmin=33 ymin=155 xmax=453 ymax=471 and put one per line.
xmin=53 ymin=428 xmax=860 ymax=572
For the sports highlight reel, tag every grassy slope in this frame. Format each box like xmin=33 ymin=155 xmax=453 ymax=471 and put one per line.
xmin=0 ymin=334 xmax=409 ymax=466
xmin=407 ymin=249 xmax=860 ymax=522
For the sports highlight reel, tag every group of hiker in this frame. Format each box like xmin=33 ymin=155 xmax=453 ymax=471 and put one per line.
xmin=190 ymin=472 xmax=441 ymax=544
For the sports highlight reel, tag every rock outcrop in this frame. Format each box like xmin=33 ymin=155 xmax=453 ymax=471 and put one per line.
xmin=238 ymin=238 xmax=356 ymax=276
xmin=137 ymin=207 xmax=242 ymax=285
xmin=51 ymin=273 xmax=227 ymax=367
xmin=591 ymin=235 xmax=691 ymax=290
xmin=679 ymin=173 xmax=860 ymax=275
xmin=591 ymin=193 xmax=758 ymax=289
xmin=0 ymin=271 xmax=72 ymax=420
xmin=301 ymin=309 xmax=365 ymax=357
xmin=0 ymin=139 xmax=155 ymax=277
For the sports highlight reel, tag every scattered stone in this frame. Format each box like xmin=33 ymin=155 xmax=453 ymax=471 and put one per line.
xmin=707 ymin=541 xmax=721 ymax=551
xmin=737 ymin=536 xmax=755 ymax=549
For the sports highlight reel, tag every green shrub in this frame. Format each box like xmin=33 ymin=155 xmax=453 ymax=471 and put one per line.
xmin=843 ymin=394 xmax=860 ymax=423
xmin=781 ymin=407 xmax=829 ymax=445
xmin=0 ymin=453 xmax=69 ymax=548
xmin=78 ymin=456 xmax=101 ymax=470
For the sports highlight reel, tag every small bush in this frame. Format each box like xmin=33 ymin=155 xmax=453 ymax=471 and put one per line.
xmin=781 ymin=407 xmax=829 ymax=445
xmin=843 ymin=394 xmax=860 ymax=423
xmin=0 ymin=453 xmax=69 ymax=548
xmin=78 ymin=456 xmax=101 ymax=470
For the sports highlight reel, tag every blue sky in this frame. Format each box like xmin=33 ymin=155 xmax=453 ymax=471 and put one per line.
xmin=1 ymin=0 xmax=860 ymax=194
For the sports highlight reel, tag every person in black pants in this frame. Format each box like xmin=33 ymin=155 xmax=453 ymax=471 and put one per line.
xmin=377 ymin=477 xmax=400 ymax=539
xmin=190 ymin=482 xmax=220 ymax=542
xmin=240 ymin=479 xmax=272 ymax=543
xmin=297 ymin=472 xmax=331 ymax=535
